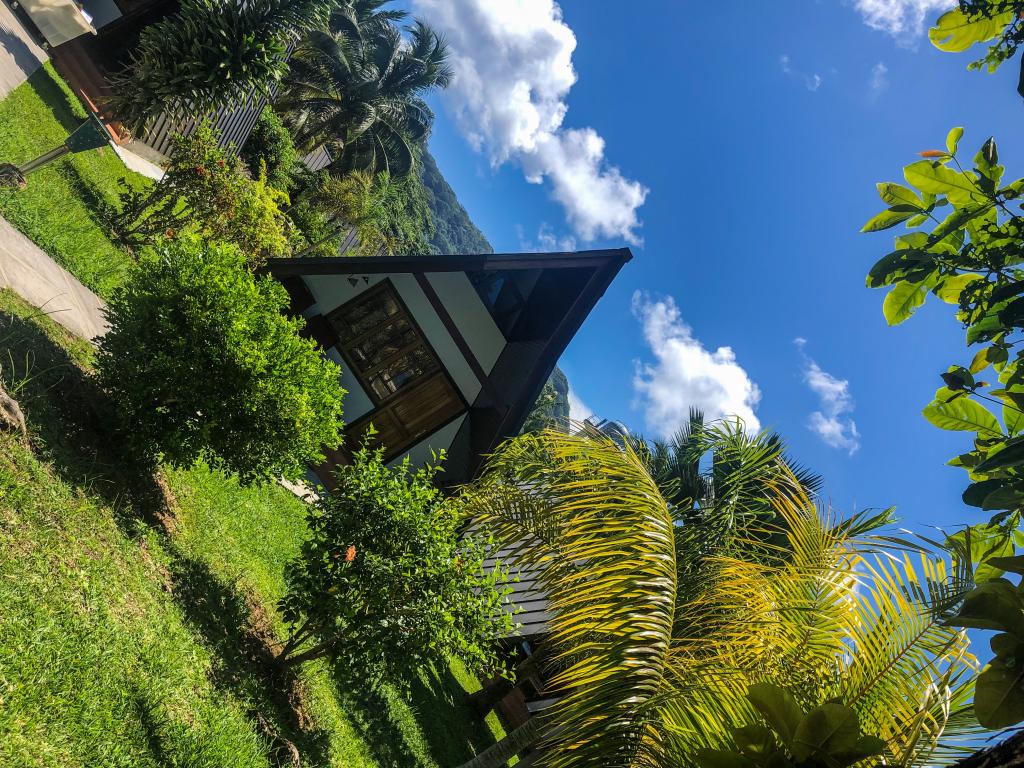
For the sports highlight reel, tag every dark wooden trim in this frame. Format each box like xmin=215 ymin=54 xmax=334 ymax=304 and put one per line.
xmin=463 ymin=260 xmax=622 ymax=481
xmin=414 ymin=272 xmax=506 ymax=411
xmin=264 ymin=249 xmax=632 ymax=278
xmin=345 ymin=398 xmax=469 ymax=465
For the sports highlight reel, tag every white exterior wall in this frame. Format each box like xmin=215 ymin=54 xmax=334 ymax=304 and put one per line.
xmin=300 ymin=271 xmax=505 ymax=462
xmin=425 ymin=272 xmax=504 ymax=374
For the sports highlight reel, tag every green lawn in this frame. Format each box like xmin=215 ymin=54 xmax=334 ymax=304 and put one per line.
xmin=0 ymin=63 xmax=147 ymax=299
xmin=0 ymin=288 xmax=506 ymax=767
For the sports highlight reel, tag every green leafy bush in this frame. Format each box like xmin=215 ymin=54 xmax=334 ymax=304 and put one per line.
xmin=96 ymin=237 xmax=343 ymax=483
xmin=107 ymin=125 xmax=291 ymax=261
xmin=240 ymin=109 xmax=298 ymax=190
xmin=278 ymin=444 xmax=512 ymax=684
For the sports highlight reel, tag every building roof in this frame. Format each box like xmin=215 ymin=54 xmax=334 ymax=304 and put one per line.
xmin=265 ymin=248 xmax=632 ymax=485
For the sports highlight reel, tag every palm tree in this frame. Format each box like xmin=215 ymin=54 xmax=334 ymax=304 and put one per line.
xmin=455 ymin=426 xmax=981 ymax=768
xmin=277 ymin=5 xmax=452 ymax=178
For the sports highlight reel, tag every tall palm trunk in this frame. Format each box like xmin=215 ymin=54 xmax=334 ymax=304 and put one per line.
xmin=456 ymin=717 xmax=547 ymax=768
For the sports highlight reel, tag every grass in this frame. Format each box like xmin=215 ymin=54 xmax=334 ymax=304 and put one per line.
xmin=0 ymin=63 xmax=148 ymax=299
xmin=0 ymin=288 xmax=507 ymax=767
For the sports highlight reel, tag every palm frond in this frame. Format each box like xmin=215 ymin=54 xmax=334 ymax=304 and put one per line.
xmin=458 ymin=430 xmax=679 ymax=768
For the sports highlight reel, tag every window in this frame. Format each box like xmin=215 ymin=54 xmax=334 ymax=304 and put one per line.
xmin=327 ymin=281 xmax=464 ymax=460
xmin=329 ymin=282 xmax=442 ymax=403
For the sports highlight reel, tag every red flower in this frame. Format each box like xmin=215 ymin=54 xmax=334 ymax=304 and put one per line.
xmin=216 ymin=158 xmax=226 ymax=168
xmin=194 ymin=165 xmax=207 ymax=175
xmin=918 ymin=150 xmax=947 ymax=158
xmin=344 ymin=545 xmax=357 ymax=562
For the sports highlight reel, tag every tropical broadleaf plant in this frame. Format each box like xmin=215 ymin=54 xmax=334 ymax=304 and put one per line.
xmin=862 ymin=127 xmax=1024 ymax=729
xmin=696 ymin=684 xmax=886 ymax=768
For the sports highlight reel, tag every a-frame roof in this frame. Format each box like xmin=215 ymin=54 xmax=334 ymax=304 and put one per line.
xmin=265 ymin=248 xmax=632 ymax=483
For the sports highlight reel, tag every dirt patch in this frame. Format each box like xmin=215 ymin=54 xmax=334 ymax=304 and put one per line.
xmin=241 ymin=589 xmax=316 ymax=733
xmin=150 ymin=471 xmax=179 ymax=535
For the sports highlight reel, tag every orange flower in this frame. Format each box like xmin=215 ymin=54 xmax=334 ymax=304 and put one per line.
xmin=164 ymin=228 xmax=175 ymax=238
xmin=918 ymin=150 xmax=947 ymax=158
xmin=344 ymin=545 xmax=357 ymax=562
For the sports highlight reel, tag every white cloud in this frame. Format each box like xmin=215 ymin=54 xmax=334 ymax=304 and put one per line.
xmin=631 ymin=291 xmax=761 ymax=439
xmin=799 ymin=347 xmax=860 ymax=455
xmin=412 ymin=0 xmax=648 ymax=244
xmin=567 ymin=386 xmax=594 ymax=424
xmin=780 ymin=53 xmax=824 ymax=92
xmin=517 ymin=222 xmax=577 ymax=253
xmin=853 ymin=0 xmax=952 ymax=41
xmin=870 ymin=61 xmax=889 ymax=91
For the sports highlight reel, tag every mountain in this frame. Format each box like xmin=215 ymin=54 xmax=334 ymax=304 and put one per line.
xmin=419 ymin=150 xmax=493 ymax=257
xmin=419 ymin=149 xmax=570 ymax=429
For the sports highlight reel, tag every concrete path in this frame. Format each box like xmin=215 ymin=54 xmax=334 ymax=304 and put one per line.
xmin=0 ymin=0 xmax=46 ymax=100
xmin=0 ymin=216 xmax=107 ymax=341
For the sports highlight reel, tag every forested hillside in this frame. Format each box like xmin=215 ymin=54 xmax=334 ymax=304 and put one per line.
xmin=419 ymin=151 xmax=493 ymax=257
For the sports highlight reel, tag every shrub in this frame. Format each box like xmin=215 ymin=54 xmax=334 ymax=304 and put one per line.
xmin=278 ymin=443 xmax=512 ymax=684
xmin=107 ymin=125 xmax=291 ymax=262
xmin=240 ymin=109 xmax=298 ymax=190
xmin=96 ymin=237 xmax=343 ymax=483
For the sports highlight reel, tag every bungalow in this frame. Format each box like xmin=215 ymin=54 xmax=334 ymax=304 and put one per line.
xmin=265 ymin=248 xmax=631 ymax=491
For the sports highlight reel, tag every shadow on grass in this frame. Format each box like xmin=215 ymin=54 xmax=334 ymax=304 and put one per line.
xmin=336 ymin=662 xmax=502 ymax=768
xmin=23 ymin=66 xmax=86 ymax=135
xmin=0 ymin=304 xmax=170 ymax=534
xmin=167 ymin=553 xmax=332 ymax=766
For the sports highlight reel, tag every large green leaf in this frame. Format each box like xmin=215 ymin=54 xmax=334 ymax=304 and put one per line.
xmin=947 ymin=580 xmax=1024 ymax=635
xmin=974 ymin=635 xmax=1024 ymax=729
xmin=746 ymin=683 xmax=803 ymax=749
xmin=928 ymin=8 xmax=1014 ymax=53
xmin=923 ymin=389 xmax=1001 ymax=436
xmin=791 ymin=703 xmax=859 ymax=762
xmin=861 ymin=207 xmax=917 ymax=233
xmin=934 ymin=273 xmax=984 ymax=305
xmin=904 ymin=160 xmax=984 ymax=206
xmin=883 ymin=282 xmax=927 ymax=325
xmin=975 ymin=436 xmax=1024 ymax=473
xmin=946 ymin=126 xmax=964 ymax=156
xmin=877 ymin=182 xmax=923 ymax=207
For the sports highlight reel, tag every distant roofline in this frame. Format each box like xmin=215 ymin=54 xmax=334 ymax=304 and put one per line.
xmin=263 ymin=248 xmax=633 ymax=277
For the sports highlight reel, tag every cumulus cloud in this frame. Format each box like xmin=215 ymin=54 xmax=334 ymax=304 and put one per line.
xmin=798 ymin=342 xmax=860 ymax=455
xmin=870 ymin=61 xmax=889 ymax=91
xmin=780 ymin=54 xmax=824 ymax=92
xmin=568 ymin=386 xmax=594 ymax=424
xmin=412 ymin=0 xmax=648 ymax=244
xmin=631 ymin=292 xmax=761 ymax=439
xmin=853 ymin=0 xmax=952 ymax=41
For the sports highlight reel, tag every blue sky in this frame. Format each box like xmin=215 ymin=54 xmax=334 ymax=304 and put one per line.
xmin=407 ymin=0 xmax=1023 ymax=533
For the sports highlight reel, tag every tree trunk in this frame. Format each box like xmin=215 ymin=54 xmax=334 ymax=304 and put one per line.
xmin=456 ymin=717 xmax=547 ymax=768
xmin=954 ymin=730 xmax=1024 ymax=767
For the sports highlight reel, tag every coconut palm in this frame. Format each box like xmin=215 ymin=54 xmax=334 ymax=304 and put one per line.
xmin=455 ymin=426 xmax=981 ymax=768
xmin=278 ymin=8 xmax=452 ymax=178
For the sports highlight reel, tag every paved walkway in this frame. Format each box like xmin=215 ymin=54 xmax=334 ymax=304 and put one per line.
xmin=0 ymin=0 xmax=45 ymax=100
xmin=0 ymin=216 xmax=108 ymax=341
